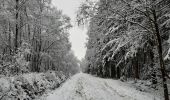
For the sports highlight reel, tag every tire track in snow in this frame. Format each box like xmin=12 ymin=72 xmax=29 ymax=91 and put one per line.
xmin=75 ymin=78 xmax=86 ymax=99
xmin=45 ymin=73 xmax=161 ymax=100
xmin=103 ymin=82 xmax=132 ymax=99
xmin=74 ymin=77 xmax=94 ymax=100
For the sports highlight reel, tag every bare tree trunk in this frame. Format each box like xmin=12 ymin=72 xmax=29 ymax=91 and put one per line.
xmin=15 ymin=0 xmax=19 ymax=52
xmin=153 ymin=10 xmax=169 ymax=100
xmin=134 ymin=57 xmax=139 ymax=79
xmin=116 ymin=67 xmax=120 ymax=79
xmin=150 ymin=50 xmax=157 ymax=84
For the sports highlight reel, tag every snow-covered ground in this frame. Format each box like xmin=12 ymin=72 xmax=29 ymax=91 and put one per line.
xmin=44 ymin=73 xmax=162 ymax=100
xmin=0 ymin=71 xmax=67 ymax=100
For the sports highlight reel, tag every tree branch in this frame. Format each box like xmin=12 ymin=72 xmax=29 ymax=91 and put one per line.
xmin=126 ymin=20 xmax=153 ymax=34
xmin=42 ymin=41 xmax=57 ymax=52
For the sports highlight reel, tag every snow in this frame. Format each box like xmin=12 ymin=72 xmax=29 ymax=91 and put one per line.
xmin=101 ymin=38 xmax=119 ymax=52
xmin=164 ymin=48 xmax=170 ymax=60
xmin=45 ymin=73 xmax=162 ymax=100
xmin=0 ymin=78 xmax=10 ymax=92
xmin=168 ymin=38 xmax=170 ymax=44
xmin=0 ymin=71 xmax=67 ymax=100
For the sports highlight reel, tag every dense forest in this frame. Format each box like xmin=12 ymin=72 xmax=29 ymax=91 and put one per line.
xmin=0 ymin=0 xmax=170 ymax=100
xmin=0 ymin=0 xmax=80 ymax=99
xmin=0 ymin=0 xmax=79 ymax=75
xmin=78 ymin=0 xmax=170 ymax=100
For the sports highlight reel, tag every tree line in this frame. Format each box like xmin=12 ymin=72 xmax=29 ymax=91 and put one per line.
xmin=78 ymin=0 xmax=170 ymax=100
xmin=0 ymin=0 xmax=79 ymax=76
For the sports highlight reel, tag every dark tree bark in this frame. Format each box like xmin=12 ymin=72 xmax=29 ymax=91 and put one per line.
xmin=133 ymin=57 xmax=139 ymax=79
xmin=15 ymin=0 xmax=19 ymax=52
xmin=111 ymin=62 xmax=116 ymax=78
xmin=150 ymin=50 xmax=157 ymax=84
xmin=153 ymin=10 xmax=169 ymax=100
xmin=116 ymin=67 xmax=120 ymax=79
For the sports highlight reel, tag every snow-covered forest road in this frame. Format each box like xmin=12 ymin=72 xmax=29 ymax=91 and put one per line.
xmin=45 ymin=73 xmax=161 ymax=100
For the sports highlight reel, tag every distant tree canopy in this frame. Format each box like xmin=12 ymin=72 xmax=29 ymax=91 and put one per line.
xmin=0 ymin=0 xmax=79 ymax=76
xmin=77 ymin=0 xmax=170 ymax=100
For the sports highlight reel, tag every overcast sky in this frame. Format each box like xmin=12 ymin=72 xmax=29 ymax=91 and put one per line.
xmin=52 ymin=0 xmax=87 ymax=60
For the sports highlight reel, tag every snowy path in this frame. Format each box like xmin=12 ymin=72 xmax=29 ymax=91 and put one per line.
xmin=45 ymin=73 xmax=161 ymax=100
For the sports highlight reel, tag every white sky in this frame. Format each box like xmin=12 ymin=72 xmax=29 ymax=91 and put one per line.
xmin=52 ymin=0 xmax=87 ymax=60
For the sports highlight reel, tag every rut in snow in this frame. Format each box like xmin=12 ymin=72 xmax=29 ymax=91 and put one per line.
xmin=45 ymin=73 xmax=162 ymax=100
